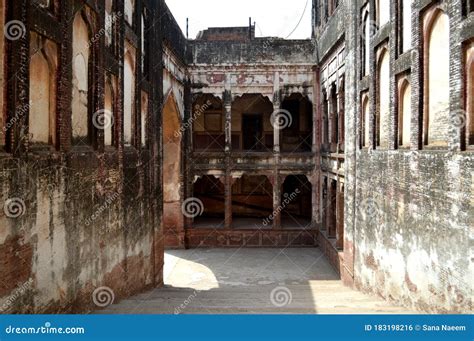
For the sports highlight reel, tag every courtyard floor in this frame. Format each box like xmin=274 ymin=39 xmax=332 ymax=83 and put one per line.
xmin=99 ymin=248 xmax=414 ymax=314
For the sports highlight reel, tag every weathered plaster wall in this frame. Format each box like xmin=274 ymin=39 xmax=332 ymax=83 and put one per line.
xmin=354 ymin=151 xmax=472 ymax=313
xmin=0 ymin=154 xmax=158 ymax=313
xmin=315 ymin=0 xmax=473 ymax=313
xmin=0 ymin=0 xmax=164 ymax=313
xmin=189 ymin=39 xmax=316 ymax=65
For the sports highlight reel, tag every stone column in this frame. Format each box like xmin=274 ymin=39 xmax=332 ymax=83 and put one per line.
xmin=309 ymin=175 xmax=319 ymax=229
xmin=272 ymin=175 xmax=282 ymax=230
xmin=224 ymin=76 xmax=233 ymax=229
xmin=336 ymin=183 xmax=345 ymax=249
xmin=273 ymin=71 xmax=281 ymax=153
xmin=271 ymin=72 xmax=282 ymax=229
xmin=224 ymin=101 xmax=232 ymax=152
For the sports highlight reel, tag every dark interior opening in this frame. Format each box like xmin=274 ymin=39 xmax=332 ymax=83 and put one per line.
xmin=281 ymin=175 xmax=312 ymax=228
xmin=242 ymin=114 xmax=263 ymax=151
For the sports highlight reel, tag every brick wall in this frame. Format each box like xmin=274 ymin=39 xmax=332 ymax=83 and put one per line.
xmin=315 ymin=0 xmax=473 ymax=313
xmin=0 ymin=0 xmax=164 ymax=313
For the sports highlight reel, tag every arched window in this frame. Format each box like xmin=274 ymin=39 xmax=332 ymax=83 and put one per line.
xmin=105 ymin=0 xmax=113 ymax=47
xmin=322 ymin=90 xmax=329 ymax=146
xmin=141 ymin=91 xmax=148 ymax=147
xmin=423 ymin=9 xmax=450 ymax=146
xmin=377 ymin=48 xmax=390 ymax=148
xmin=362 ymin=9 xmax=370 ymax=76
xmin=329 ymin=84 xmax=338 ymax=149
xmin=361 ymin=93 xmax=370 ymax=148
xmin=141 ymin=11 xmax=148 ymax=75
xmin=401 ymin=0 xmax=412 ymax=53
xmin=29 ymin=33 xmax=58 ymax=145
xmin=104 ymin=75 xmax=116 ymax=147
xmin=377 ymin=0 xmax=390 ymax=27
xmin=71 ymin=11 xmax=91 ymax=143
xmin=467 ymin=0 xmax=474 ymax=14
xmin=466 ymin=41 xmax=474 ymax=147
xmin=338 ymin=78 xmax=345 ymax=151
xmin=124 ymin=43 xmax=136 ymax=146
xmin=398 ymin=78 xmax=411 ymax=147
xmin=124 ymin=0 xmax=134 ymax=26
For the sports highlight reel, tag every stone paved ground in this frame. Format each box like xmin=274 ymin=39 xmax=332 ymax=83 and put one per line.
xmin=99 ymin=248 xmax=415 ymax=314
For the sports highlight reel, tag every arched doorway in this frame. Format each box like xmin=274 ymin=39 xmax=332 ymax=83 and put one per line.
xmin=162 ymin=91 xmax=184 ymax=248
xmin=231 ymin=175 xmax=273 ymax=229
xmin=193 ymin=175 xmax=225 ymax=229
xmin=281 ymin=175 xmax=312 ymax=229
xmin=280 ymin=94 xmax=313 ymax=153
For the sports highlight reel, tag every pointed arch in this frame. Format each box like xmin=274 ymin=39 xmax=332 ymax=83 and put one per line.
xmin=400 ymin=0 xmax=412 ymax=52
xmin=162 ymin=89 xmax=184 ymax=247
xmin=377 ymin=0 xmax=390 ymax=27
xmin=71 ymin=10 xmax=92 ymax=143
xmin=124 ymin=43 xmax=136 ymax=146
xmin=423 ymin=7 xmax=450 ymax=146
xmin=398 ymin=77 xmax=411 ymax=147
xmin=376 ymin=47 xmax=390 ymax=148
xmin=361 ymin=92 xmax=370 ymax=148
xmin=29 ymin=33 xmax=58 ymax=145
xmin=124 ymin=0 xmax=135 ymax=26
xmin=104 ymin=74 xmax=116 ymax=147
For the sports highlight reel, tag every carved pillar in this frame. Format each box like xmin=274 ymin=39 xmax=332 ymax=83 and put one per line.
xmin=272 ymin=174 xmax=282 ymax=230
xmin=273 ymin=71 xmax=281 ymax=153
xmin=336 ymin=182 xmax=345 ymax=249
xmin=224 ymin=102 xmax=232 ymax=152
xmin=272 ymin=72 xmax=281 ymax=229
xmin=308 ymin=174 xmax=319 ymax=229
xmin=224 ymin=75 xmax=233 ymax=229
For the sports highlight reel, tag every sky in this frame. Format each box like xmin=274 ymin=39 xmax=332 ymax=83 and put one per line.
xmin=165 ymin=0 xmax=312 ymax=40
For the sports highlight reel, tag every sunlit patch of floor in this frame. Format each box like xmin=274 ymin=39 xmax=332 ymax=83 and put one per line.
xmin=98 ymin=248 xmax=415 ymax=314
